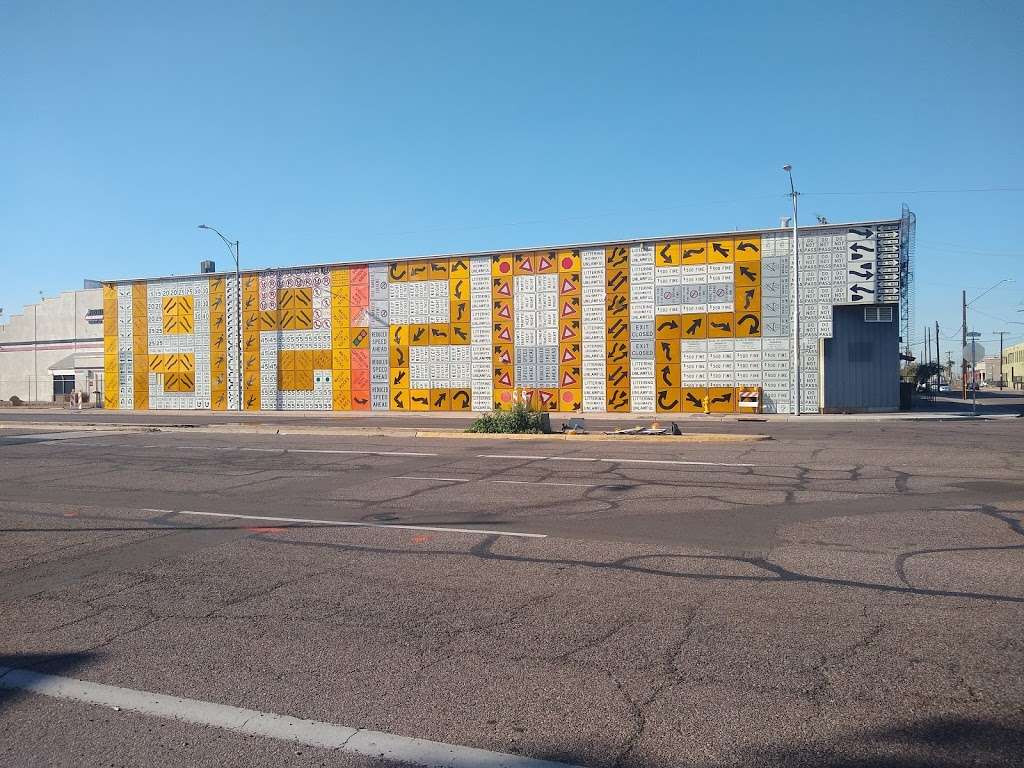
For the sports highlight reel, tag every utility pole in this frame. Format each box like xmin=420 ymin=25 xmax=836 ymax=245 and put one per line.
xmin=995 ymin=331 xmax=1006 ymax=389
xmin=935 ymin=321 xmax=941 ymax=388
xmin=783 ymin=165 xmax=800 ymax=416
xmin=961 ymin=290 xmax=968 ymax=399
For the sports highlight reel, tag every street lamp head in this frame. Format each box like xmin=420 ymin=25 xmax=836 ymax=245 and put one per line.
xmin=197 ymin=224 xmax=209 ymax=230
xmin=783 ymin=164 xmax=792 ymax=173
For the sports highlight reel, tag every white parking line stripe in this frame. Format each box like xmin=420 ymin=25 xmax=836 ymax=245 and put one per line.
xmin=490 ymin=480 xmax=596 ymax=488
xmin=175 ymin=509 xmax=544 ymax=539
xmin=600 ymin=457 xmax=754 ymax=467
xmin=239 ymin=447 xmax=438 ymax=457
xmin=479 ymin=450 xmax=753 ymax=468
xmin=149 ymin=446 xmax=439 ymax=457
xmin=478 ymin=454 xmax=549 ymax=460
xmin=0 ymin=667 xmax=579 ymax=768
xmin=390 ymin=476 xmax=471 ymax=482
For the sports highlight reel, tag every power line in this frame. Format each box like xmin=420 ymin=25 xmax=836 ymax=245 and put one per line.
xmin=804 ymin=187 xmax=1024 ymax=197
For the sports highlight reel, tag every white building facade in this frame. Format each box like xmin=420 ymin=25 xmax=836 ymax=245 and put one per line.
xmin=0 ymin=285 xmax=104 ymax=403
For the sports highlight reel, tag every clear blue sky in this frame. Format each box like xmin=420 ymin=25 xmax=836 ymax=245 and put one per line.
xmin=3 ymin=1 xmax=1023 ymax=357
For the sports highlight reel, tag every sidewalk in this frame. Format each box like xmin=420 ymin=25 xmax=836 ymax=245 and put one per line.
xmin=1 ymin=405 xmax=1018 ymax=426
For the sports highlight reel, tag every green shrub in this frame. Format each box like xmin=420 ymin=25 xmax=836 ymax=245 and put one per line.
xmin=466 ymin=401 xmax=549 ymax=434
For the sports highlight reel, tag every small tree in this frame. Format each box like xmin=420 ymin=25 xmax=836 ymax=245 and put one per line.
xmin=914 ymin=362 xmax=941 ymax=386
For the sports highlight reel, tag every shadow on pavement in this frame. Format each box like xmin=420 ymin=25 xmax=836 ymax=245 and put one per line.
xmin=0 ymin=652 xmax=95 ymax=709
xmin=528 ymin=714 xmax=1024 ymax=767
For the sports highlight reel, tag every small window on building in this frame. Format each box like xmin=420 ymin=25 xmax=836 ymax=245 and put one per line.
xmin=52 ymin=375 xmax=75 ymax=398
xmin=864 ymin=306 xmax=893 ymax=323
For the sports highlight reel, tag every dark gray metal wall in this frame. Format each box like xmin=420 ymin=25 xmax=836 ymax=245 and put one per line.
xmin=823 ymin=304 xmax=900 ymax=412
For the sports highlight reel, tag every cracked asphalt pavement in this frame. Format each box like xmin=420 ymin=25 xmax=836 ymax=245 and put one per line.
xmin=0 ymin=419 xmax=1022 ymax=767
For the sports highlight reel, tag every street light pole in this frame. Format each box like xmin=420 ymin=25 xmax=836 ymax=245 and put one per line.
xmin=198 ymin=225 xmax=242 ymax=411
xmin=783 ymin=164 xmax=800 ymax=415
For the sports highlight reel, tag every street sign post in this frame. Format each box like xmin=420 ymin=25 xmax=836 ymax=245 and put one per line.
xmin=963 ymin=334 xmax=984 ymax=416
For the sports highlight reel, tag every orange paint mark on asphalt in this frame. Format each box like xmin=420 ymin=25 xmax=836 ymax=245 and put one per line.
xmin=246 ymin=526 xmax=286 ymax=534
xmin=412 ymin=534 xmax=432 ymax=544
xmin=64 ymin=512 xmax=78 ymax=517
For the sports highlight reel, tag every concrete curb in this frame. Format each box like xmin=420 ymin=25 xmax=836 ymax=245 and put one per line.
xmin=0 ymin=421 xmax=770 ymax=442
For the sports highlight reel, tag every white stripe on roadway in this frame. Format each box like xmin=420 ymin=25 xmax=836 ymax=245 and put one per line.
xmin=146 ymin=446 xmax=439 ymax=457
xmin=164 ymin=509 xmax=546 ymax=539
xmin=0 ymin=666 xmax=582 ymax=768
xmin=477 ymin=454 xmax=753 ymax=468
xmin=389 ymin=476 xmax=597 ymax=488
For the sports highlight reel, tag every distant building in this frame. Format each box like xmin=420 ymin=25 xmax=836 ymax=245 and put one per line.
xmin=1002 ymin=341 xmax=1024 ymax=390
xmin=0 ymin=284 xmax=103 ymax=403
xmin=976 ymin=355 xmax=1000 ymax=385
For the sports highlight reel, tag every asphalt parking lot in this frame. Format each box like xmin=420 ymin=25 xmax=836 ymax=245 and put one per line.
xmin=1 ymin=418 xmax=1022 ymax=766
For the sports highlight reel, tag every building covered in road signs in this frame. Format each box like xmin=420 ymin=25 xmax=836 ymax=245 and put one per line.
xmin=101 ymin=210 xmax=914 ymax=414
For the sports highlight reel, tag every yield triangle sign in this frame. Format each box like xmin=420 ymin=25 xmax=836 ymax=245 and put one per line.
xmin=497 ymin=326 xmax=512 ymax=341
xmin=496 ymin=281 xmax=511 ymax=296
xmin=561 ymin=301 xmax=577 ymax=317
xmin=498 ymin=350 xmax=511 ymax=364
xmin=561 ymin=347 xmax=577 ymax=362
xmin=538 ymin=255 xmax=551 ymax=271
xmin=561 ymin=325 xmax=576 ymax=340
xmin=560 ymin=278 xmax=575 ymax=294
xmin=561 ymin=371 xmax=578 ymax=387
xmin=539 ymin=390 xmax=553 ymax=404
xmin=520 ymin=256 xmax=533 ymax=272
xmin=497 ymin=372 xmax=512 ymax=386
xmin=496 ymin=304 xmax=511 ymax=319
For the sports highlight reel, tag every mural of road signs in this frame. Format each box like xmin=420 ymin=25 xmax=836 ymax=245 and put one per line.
xmin=102 ymin=219 xmax=902 ymax=415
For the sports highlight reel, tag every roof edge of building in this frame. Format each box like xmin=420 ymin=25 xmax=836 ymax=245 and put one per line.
xmin=100 ymin=217 xmax=903 ymax=285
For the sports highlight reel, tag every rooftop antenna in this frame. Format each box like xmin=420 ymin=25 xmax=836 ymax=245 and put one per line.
xmin=815 ymin=214 xmax=828 ymax=224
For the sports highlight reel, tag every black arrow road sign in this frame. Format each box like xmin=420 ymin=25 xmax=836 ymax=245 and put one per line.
xmin=659 ymin=244 xmax=672 ymax=263
xmin=608 ymin=273 xmax=628 ymax=292
xmin=711 ymin=392 xmax=733 ymax=405
xmin=849 ymin=284 xmax=875 ymax=295
xmin=743 ymin=289 xmax=755 ymax=310
xmin=454 ymin=282 xmax=463 ymax=299
xmin=849 ymin=268 xmax=874 ymax=279
xmin=737 ymin=313 xmax=760 ymax=334
xmin=430 ymin=327 xmax=447 ymax=339
xmin=433 ymin=392 xmax=447 ymax=407
xmin=685 ymin=317 xmax=702 ymax=336
xmin=710 ymin=320 xmax=731 ymax=333
xmin=389 ymin=264 xmax=407 ymax=281
xmin=738 ymin=266 xmax=757 ymax=282
xmin=850 ymin=227 xmax=874 ymax=239
xmin=712 ymin=242 xmax=730 ymax=258
xmin=609 ymin=367 xmax=628 ymax=386
xmin=608 ymin=248 xmax=628 ymax=267
xmin=660 ymin=341 xmax=674 ymax=362
xmin=609 ymin=342 xmax=628 ymax=362
xmin=411 ymin=395 xmax=428 ymax=406
xmin=685 ymin=392 xmax=702 ymax=407
xmin=413 ymin=327 xmax=425 ymax=341
xmin=657 ymin=318 xmax=679 ymax=332
xmin=455 ymin=302 xmax=466 ymax=320
xmin=658 ymin=391 xmax=679 ymax=410
xmin=849 ymin=243 xmax=875 ymax=254
xmin=395 ymin=348 xmax=406 ymax=366
xmin=453 ymin=326 xmax=468 ymax=340
xmin=392 ymin=370 xmax=406 ymax=385
xmin=660 ymin=365 xmax=673 ymax=387
xmin=682 ymin=246 xmax=704 ymax=259
xmin=608 ymin=390 xmax=628 ymax=408
xmin=452 ymin=259 xmax=467 ymax=273
xmin=410 ymin=265 xmax=427 ymax=276
xmin=737 ymin=240 xmax=760 ymax=252
xmin=393 ymin=392 xmax=405 ymax=408
xmin=453 ymin=390 xmax=470 ymax=408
